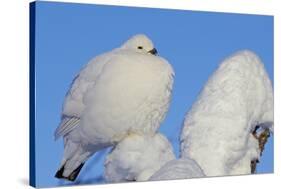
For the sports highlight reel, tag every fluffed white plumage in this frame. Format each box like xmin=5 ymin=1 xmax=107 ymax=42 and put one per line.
xmin=104 ymin=133 xmax=175 ymax=182
xmin=54 ymin=34 xmax=174 ymax=181
xmin=180 ymin=50 xmax=273 ymax=177
xmin=149 ymin=158 xmax=205 ymax=181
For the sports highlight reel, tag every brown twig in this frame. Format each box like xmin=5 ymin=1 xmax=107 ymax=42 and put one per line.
xmin=251 ymin=126 xmax=271 ymax=173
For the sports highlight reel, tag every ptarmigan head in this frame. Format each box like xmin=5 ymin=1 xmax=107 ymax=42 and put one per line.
xmin=120 ymin=34 xmax=158 ymax=55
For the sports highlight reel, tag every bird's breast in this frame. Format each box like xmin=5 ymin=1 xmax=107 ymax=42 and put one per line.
xmin=80 ymin=54 xmax=174 ymax=144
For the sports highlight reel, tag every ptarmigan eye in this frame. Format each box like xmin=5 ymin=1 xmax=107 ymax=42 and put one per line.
xmin=137 ymin=46 xmax=143 ymax=49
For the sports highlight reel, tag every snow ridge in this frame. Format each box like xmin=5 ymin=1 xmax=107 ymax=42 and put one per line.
xmin=149 ymin=158 xmax=205 ymax=181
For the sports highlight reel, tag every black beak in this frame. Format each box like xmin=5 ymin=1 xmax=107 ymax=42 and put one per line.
xmin=148 ymin=48 xmax=158 ymax=55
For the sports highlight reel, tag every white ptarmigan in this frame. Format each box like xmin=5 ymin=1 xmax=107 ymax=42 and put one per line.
xmin=54 ymin=34 xmax=174 ymax=181
xmin=180 ymin=50 xmax=273 ymax=177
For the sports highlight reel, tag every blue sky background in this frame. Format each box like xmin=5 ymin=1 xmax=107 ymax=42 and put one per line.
xmin=33 ymin=1 xmax=274 ymax=187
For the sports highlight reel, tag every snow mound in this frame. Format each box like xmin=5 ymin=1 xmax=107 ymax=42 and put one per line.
xmin=104 ymin=133 xmax=175 ymax=182
xmin=149 ymin=158 xmax=205 ymax=181
xmin=180 ymin=50 xmax=273 ymax=176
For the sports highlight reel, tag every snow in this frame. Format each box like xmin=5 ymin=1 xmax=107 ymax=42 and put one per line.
xmin=54 ymin=34 xmax=174 ymax=179
xmin=180 ymin=50 xmax=273 ymax=177
xmin=149 ymin=158 xmax=205 ymax=181
xmin=104 ymin=133 xmax=175 ymax=182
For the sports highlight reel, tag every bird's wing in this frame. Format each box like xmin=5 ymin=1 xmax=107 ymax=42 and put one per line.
xmin=55 ymin=116 xmax=80 ymax=140
xmin=55 ymin=52 xmax=115 ymax=140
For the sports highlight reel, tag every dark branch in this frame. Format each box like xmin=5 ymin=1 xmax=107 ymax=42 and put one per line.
xmin=251 ymin=126 xmax=270 ymax=173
